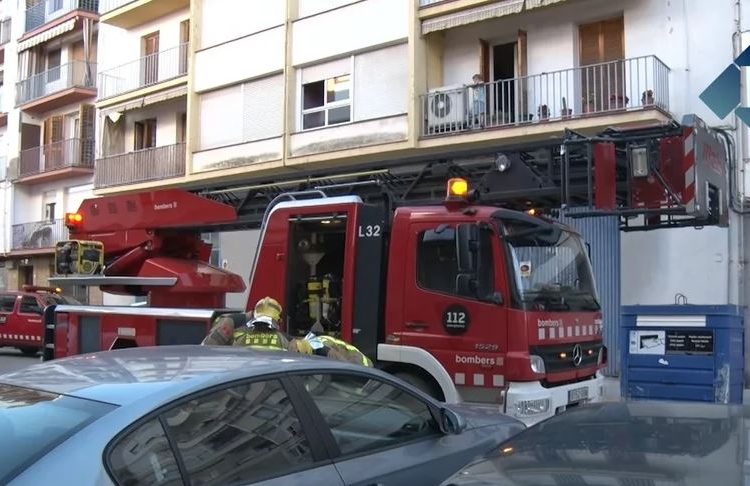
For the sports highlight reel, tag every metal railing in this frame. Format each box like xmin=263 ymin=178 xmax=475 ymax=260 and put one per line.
xmin=19 ymin=138 xmax=95 ymax=178
xmin=12 ymin=219 xmax=68 ymax=250
xmin=98 ymin=43 xmax=189 ymax=100
xmin=0 ymin=18 xmax=11 ymax=45
xmin=25 ymin=0 xmax=99 ymax=33
xmin=98 ymin=0 xmax=135 ymax=14
xmin=421 ymin=55 xmax=670 ymax=137
xmin=16 ymin=60 xmax=97 ymax=106
xmin=95 ymin=142 xmax=186 ymax=188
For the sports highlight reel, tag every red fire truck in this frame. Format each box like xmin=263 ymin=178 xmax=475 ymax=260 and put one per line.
xmin=44 ymin=114 xmax=728 ymax=425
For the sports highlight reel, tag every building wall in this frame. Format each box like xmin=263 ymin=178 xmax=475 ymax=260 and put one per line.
xmin=120 ymin=97 xmax=186 ymax=152
xmin=98 ymin=9 xmax=190 ymax=76
xmin=13 ymin=176 xmax=93 ymax=224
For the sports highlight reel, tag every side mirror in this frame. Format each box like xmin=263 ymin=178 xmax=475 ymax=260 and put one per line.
xmin=456 ymin=224 xmax=479 ymax=273
xmin=440 ymin=407 xmax=467 ymax=435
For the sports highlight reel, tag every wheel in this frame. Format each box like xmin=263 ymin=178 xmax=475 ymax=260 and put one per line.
xmin=19 ymin=347 xmax=39 ymax=356
xmin=392 ymin=371 xmax=442 ymax=401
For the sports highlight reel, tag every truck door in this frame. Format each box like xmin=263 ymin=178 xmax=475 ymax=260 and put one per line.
xmin=401 ymin=221 xmax=509 ymax=400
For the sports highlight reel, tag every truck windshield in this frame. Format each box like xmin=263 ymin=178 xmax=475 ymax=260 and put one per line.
xmin=0 ymin=384 xmax=115 ymax=483
xmin=504 ymin=224 xmax=600 ymax=311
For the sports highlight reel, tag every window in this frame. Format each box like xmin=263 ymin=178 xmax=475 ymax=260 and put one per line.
xmin=0 ymin=384 xmax=115 ymax=485
xmin=44 ymin=202 xmax=55 ymax=221
xmin=416 ymin=226 xmax=494 ymax=299
xmin=19 ymin=296 xmax=42 ymax=314
xmin=161 ymin=379 xmax=314 ymax=485
xmin=302 ymin=75 xmax=351 ymax=130
xmin=108 ymin=418 xmax=184 ymax=486
xmin=46 ymin=49 xmax=61 ymax=82
xmin=302 ymin=373 xmax=438 ymax=456
xmin=134 ymin=119 xmax=157 ymax=150
xmin=0 ymin=295 xmax=15 ymax=312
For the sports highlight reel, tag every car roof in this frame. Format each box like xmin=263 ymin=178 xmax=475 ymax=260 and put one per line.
xmin=443 ymin=400 xmax=749 ymax=485
xmin=0 ymin=345 xmax=375 ymax=407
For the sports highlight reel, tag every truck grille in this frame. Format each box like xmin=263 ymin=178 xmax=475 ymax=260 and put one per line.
xmin=531 ymin=341 xmax=601 ymax=373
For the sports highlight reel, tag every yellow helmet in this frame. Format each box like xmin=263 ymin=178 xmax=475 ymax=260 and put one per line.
xmin=254 ymin=296 xmax=282 ymax=322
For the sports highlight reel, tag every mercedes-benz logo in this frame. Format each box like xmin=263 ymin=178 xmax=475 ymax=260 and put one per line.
xmin=572 ymin=344 xmax=583 ymax=367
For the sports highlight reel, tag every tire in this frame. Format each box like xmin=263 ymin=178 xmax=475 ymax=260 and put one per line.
xmin=19 ymin=347 xmax=39 ymax=356
xmin=392 ymin=371 xmax=442 ymax=400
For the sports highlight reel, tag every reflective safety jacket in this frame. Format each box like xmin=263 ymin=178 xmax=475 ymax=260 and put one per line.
xmin=308 ymin=334 xmax=373 ymax=367
xmin=233 ymin=329 xmax=290 ymax=351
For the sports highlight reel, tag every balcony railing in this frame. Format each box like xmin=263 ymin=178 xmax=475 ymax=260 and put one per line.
xmin=16 ymin=61 xmax=96 ymax=106
xmin=0 ymin=18 xmax=11 ymax=46
xmin=95 ymin=142 xmax=186 ymax=188
xmin=421 ymin=55 xmax=670 ymax=137
xmin=19 ymin=138 xmax=95 ymax=178
xmin=98 ymin=43 xmax=189 ymax=100
xmin=25 ymin=0 xmax=99 ymax=33
xmin=98 ymin=0 xmax=134 ymax=14
xmin=12 ymin=219 xmax=68 ymax=250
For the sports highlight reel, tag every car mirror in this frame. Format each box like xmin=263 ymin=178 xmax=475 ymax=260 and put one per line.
xmin=440 ymin=407 xmax=466 ymax=435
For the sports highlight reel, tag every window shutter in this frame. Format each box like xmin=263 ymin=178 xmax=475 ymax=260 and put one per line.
xmin=79 ymin=103 xmax=95 ymax=165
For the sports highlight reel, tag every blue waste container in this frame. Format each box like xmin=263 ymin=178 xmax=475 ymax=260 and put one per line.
xmin=621 ymin=305 xmax=744 ymax=404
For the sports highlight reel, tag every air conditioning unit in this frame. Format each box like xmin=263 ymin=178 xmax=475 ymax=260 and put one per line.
xmin=426 ymin=84 xmax=466 ymax=133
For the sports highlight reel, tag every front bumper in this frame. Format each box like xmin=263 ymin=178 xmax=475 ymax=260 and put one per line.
xmin=504 ymin=372 xmax=605 ymax=426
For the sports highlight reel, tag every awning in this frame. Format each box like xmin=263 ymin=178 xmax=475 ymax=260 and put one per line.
xmin=18 ymin=18 xmax=76 ymax=52
xmin=422 ymin=0 xmax=524 ymax=34
xmin=421 ymin=0 xmax=569 ymax=35
xmin=99 ymin=85 xmax=188 ymax=116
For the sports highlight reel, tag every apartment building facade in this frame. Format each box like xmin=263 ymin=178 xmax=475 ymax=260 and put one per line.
xmin=1 ymin=0 xmax=100 ymax=303
xmin=89 ymin=0 xmax=749 ymax=316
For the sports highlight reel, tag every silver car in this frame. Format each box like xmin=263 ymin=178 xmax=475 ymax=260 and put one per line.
xmin=0 ymin=345 xmax=524 ymax=485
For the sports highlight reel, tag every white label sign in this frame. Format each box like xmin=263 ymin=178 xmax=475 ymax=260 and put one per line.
xmin=629 ymin=330 xmax=666 ymax=355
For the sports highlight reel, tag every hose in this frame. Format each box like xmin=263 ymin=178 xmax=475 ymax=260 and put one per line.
xmin=713 ymin=127 xmax=750 ymax=214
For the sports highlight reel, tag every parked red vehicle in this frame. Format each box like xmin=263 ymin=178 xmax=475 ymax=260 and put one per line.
xmin=0 ymin=286 xmax=80 ymax=355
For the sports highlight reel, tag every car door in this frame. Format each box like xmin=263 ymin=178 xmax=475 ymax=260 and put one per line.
xmin=291 ymin=371 xmax=488 ymax=486
xmin=106 ymin=376 xmax=345 ymax=486
xmin=0 ymin=295 xmax=17 ymax=335
xmin=19 ymin=296 xmax=44 ymax=342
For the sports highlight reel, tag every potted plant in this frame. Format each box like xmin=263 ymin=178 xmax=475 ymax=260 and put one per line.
xmin=537 ymin=104 xmax=550 ymax=121
xmin=609 ymin=93 xmax=629 ymax=109
xmin=641 ymin=89 xmax=655 ymax=106
xmin=583 ymin=92 xmax=597 ymax=113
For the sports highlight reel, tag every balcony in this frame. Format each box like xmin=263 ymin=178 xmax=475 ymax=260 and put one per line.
xmin=421 ymin=55 xmax=670 ymax=137
xmin=95 ymin=142 xmax=186 ymax=189
xmin=16 ymin=61 xmax=97 ymax=114
xmin=99 ymin=0 xmax=189 ymax=29
xmin=17 ymin=138 xmax=95 ymax=184
xmin=98 ymin=43 xmax=188 ymax=102
xmin=12 ymin=219 xmax=69 ymax=252
xmin=24 ymin=0 xmax=98 ymax=36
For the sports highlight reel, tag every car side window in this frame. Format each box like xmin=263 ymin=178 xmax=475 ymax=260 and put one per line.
xmin=161 ymin=379 xmax=315 ymax=485
xmin=19 ymin=296 xmax=42 ymax=315
xmin=0 ymin=296 xmax=15 ymax=312
xmin=301 ymin=373 xmax=439 ymax=456
xmin=108 ymin=418 xmax=184 ymax=486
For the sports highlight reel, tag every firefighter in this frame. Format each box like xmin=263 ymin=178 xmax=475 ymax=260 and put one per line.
xmin=292 ymin=322 xmax=373 ymax=367
xmin=201 ymin=297 xmax=287 ymax=349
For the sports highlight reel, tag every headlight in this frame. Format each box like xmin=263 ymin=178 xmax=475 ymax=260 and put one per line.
xmin=530 ymin=355 xmax=545 ymax=374
xmin=514 ymin=398 xmax=550 ymax=416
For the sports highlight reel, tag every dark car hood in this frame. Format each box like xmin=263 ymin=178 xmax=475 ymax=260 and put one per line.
xmin=441 ymin=400 xmax=748 ymax=486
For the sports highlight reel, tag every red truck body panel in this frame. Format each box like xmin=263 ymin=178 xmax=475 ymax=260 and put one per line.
xmin=0 ymin=292 xmax=60 ymax=350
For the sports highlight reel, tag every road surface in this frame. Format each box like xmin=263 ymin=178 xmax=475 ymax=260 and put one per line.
xmin=0 ymin=347 xmax=38 ymax=374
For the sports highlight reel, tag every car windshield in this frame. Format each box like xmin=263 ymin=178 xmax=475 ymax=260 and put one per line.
xmin=0 ymin=383 xmax=116 ymax=483
xmin=503 ymin=221 xmax=600 ymax=311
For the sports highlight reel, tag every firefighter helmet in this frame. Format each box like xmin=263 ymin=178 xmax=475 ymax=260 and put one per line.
xmin=254 ymin=297 xmax=282 ymax=322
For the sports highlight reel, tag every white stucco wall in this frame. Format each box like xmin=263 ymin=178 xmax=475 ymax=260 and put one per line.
xmin=97 ymin=9 xmax=190 ymax=76
xmin=292 ymin=0 xmax=408 ymax=66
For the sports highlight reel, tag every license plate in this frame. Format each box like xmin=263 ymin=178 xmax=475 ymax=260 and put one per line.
xmin=568 ymin=387 xmax=589 ymax=403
